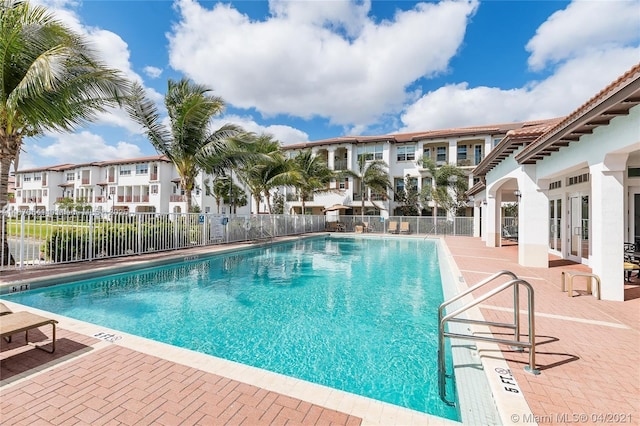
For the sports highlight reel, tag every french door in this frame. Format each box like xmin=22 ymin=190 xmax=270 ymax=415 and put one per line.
xmin=568 ymin=194 xmax=589 ymax=263
xmin=549 ymin=199 xmax=562 ymax=252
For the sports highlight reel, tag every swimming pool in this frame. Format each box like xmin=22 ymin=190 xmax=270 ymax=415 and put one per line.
xmin=2 ymin=236 xmax=460 ymax=420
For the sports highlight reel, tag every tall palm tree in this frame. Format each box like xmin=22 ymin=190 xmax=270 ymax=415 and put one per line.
xmin=342 ymin=156 xmax=392 ymax=221
xmin=0 ymin=0 xmax=130 ymax=264
xmin=236 ymin=134 xmax=295 ymax=213
xmin=419 ymin=158 xmax=468 ymax=217
xmin=126 ymin=79 xmax=250 ymax=212
xmin=291 ymin=150 xmax=335 ymax=214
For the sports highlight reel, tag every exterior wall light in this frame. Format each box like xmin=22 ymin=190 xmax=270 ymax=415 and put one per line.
xmin=514 ymin=189 xmax=522 ymax=199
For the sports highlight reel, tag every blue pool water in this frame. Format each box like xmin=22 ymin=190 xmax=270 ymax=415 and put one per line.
xmin=3 ymin=236 xmax=459 ymax=420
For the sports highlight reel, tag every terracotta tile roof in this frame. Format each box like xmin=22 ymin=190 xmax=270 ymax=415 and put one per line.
xmin=282 ymin=120 xmax=551 ymax=151
xmin=15 ymin=164 xmax=76 ymax=174
xmin=472 ymin=118 xmax=562 ymax=176
xmin=516 ymin=64 xmax=640 ymax=164
xmin=16 ymin=156 xmax=171 ymax=174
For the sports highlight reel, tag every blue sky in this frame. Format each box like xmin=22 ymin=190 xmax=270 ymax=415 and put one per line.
xmin=21 ymin=0 xmax=640 ymax=170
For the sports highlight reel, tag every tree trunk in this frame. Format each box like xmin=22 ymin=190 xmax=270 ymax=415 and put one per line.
xmin=0 ymin=136 xmax=19 ymax=266
xmin=265 ymin=193 xmax=272 ymax=214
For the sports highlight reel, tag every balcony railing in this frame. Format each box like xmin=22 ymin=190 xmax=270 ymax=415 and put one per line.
xmin=150 ymin=173 xmax=158 ymax=181
xmin=334 ymin=159 xmax=348 ymax=170
xmin=170 ymin=195 xmax=186 ymax=202
xmin=81 ymin=178 xmax=90 ymax=185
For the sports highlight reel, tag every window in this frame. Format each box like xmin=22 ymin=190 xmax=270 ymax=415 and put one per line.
xmin=549 ymin=180 xmax=562 ymax=190
xmin=136 ymin=164 xmax=148 ymax=175
xmin=34 ymin=173 xmax=42 ymax=181
xmin=421 ymin=177 xmax=433 ymax=189
xmin=23 ymin=176 xmax=32 ymax=182
xmin=394 ymin=177 xmax=404 ymax=201
xmin=436 ymin=146 xmax=447 ymax=163
xmin=628 ymin=167 xmax=640 ymax=177
xmin=43 ymin=190 xmax=47 ymax=197
xmin=66 ymin=173 xmax=75 ymax=181
xmin=356 ymin=145 xmax=383 ymax=162
xmin=457 ymin=145 xmax=467 ymax=161
xmin=567 ymin=173 xmax=589 ymax=186
xmin=493 ymin=138 xmax=502 ymax=147
xmin=150 ymin=185 xmax=158 ymax=194
xmin=406 ymin=176 xmax=418 ymax=190
xmin=339 ymin=178 xmax=349 ymax=190
xmin=474 ymin=145 xmax=483 ymax=165
xmin=397 ymin=146 xmax=415 ymax=162
xmin=119 ymin=167 xmax=132 ymax=176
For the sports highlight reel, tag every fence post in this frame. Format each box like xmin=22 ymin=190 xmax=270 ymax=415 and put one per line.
xmin=88 ymin=213 xmax=94 ymax=261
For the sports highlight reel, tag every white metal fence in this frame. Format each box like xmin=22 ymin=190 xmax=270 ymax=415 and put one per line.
xmin=0 ymin=211 xmax=326 ymax=271
xmin=330 ymin=215 xmax=474 ymax=236
xmin=0 ymin=212 xmax=476 ymax=271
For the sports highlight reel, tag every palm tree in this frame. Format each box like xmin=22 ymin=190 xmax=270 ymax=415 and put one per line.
xmin=291 ymin=150 xmax=336 ymax=214
xmin=419 ymin=159 xmax=468 ymax=217
xmin=0 ymin=0 xmax=130 ymax=264
xmin=236 ymin=134 xmax=295 ymax=214
xmin=341 ymin=156 xmax=392 ymax=221
xmin=126 ymin=79 xmax=250 ymax=213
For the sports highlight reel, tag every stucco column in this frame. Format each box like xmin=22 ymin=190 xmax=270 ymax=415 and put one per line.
xmin=473 ymin=202 xmax=481 ymax=238
xmin=518 ymin=166 xmax=549 ymax=268
xmin=448 ymin=139 xmax=457 ymax=164
xmin=590 ymin=156 xmax=626 ymax=301
xmin=327 ymin=148 xmax=335 ymax=170
xmin=485 ymin=193 xmax=500 ymax=247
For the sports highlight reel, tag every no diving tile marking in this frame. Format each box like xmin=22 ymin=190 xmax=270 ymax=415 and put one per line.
xmin=93 ymin=331 xmax=122 ymax=343
xmin=494 ymin=367 xmax=522 ymax=395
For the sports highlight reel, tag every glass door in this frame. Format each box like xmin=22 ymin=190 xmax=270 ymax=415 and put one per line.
xmin=568 ymin=195 xmax=589 ymax=263
xmin=549 ymin=199 xmax=562 ymax=252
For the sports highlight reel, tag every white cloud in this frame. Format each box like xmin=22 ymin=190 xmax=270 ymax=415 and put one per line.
xmin=168 ymin=0 xmax=478 ymax=127
xmin=144 ymin=66 xmax=163 ymax=79
xmin=400 ymin=0 xmax=640 ymax=133
xmin=29 ymin=131 xmax=144 ymax=164
xmin=210 ymin=115 xmax=309 ymax=145
xmin=526 ymin=0 xmax=640 ymax=71
xmin=400 ymin=46 xmax=640 ymax=132
xmin=36 ymin=0 xmax=154 ymax=136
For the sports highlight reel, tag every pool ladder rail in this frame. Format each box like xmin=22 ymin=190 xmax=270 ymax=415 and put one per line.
xmin=437 ymin=270 xmax=539 ymax=407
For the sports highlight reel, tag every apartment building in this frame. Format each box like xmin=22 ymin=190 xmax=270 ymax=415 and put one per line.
xmin=10 ymin=155 xmax=250 ymax=215
xmin=280 ymin=120 xmax=556 ymax=218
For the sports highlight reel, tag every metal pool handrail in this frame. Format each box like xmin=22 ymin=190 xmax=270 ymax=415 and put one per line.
xmin=437 ymin=271 xmax=539 ymax=407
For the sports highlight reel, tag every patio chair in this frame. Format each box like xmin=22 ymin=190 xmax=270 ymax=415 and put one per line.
xmin=399 ymin=222 xmax=410 ymax=234
xmin=0 ymin=303 xmax=11 ymax=342
xmin=0 ymin=311 xmax=58 ymax=353
xmin=624 ymin=243 xmax=640 ymax=281
xmin=387 ymin=221 xmax=398 ymax=234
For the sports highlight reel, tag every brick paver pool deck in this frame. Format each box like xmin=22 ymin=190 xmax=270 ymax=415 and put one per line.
xmin=1 ymin=235 xmax=639 ymax=425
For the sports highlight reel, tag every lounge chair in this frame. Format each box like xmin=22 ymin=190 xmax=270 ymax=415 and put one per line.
xmin=0 ymin=310 xmax=58 ymax=353
xmin=399 ymin=222 xmax=410 ymax=234
xmin=387 ymin=221 xmax=398 ymax=234
xmin=0 ymin=303 xmax=11 ymax=343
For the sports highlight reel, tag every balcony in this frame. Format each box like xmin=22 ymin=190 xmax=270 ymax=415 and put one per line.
xmin=334 ymin=159 xmax=348 ymax=170
xmin=81 ymin=178 xmax=90 ymax=185
xmin=286 ymin=194 xmax=299 ymax=202
xmin=457 ymin=159 xmax=472 ymax=167
xmin=170 ymin=195 xmax=186 ymax=202
xmin=150 ymin=173 xmax=158 ymax=181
